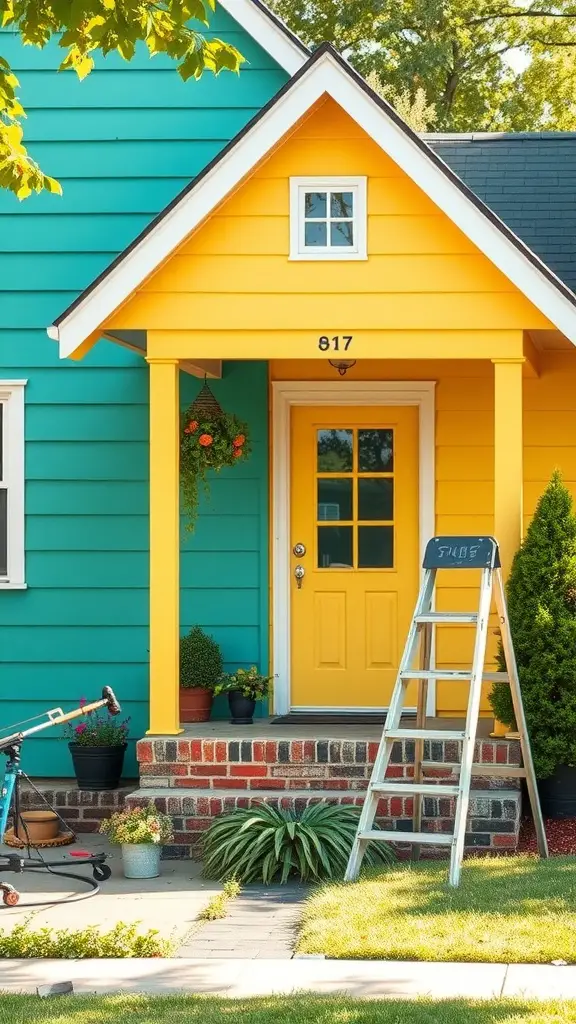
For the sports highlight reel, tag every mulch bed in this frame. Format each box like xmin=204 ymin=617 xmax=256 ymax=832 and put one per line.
xmin=518 ymin=816 xmax=576 ymax=854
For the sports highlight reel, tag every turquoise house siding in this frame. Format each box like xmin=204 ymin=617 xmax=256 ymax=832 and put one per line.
xmin=0 ymin=8 xmax=283 ymax=777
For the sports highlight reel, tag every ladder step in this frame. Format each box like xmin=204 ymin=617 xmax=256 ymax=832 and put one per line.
xmin=372 ymin=782 xmax=460 ymax=797
xmin=422 ymin=761 xmax=527 ymax=779
xmin=401 ymin=670 xmax=471 ymax=681
xmin=360 ymin=829 xmax=453 ymax=846
xmin=416 ymin=613 xmax=478 ymax=624
xmin=386 ymin=729 xmax=466 ymax=741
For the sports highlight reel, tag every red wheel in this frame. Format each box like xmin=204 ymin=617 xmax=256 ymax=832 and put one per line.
xmin=2 ymin=889 xmax=20 ymax=907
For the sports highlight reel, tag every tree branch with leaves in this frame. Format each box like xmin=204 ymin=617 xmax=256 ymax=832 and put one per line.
xmin=0 ymin=0 xmax=244 ymax=199
xmin=269 ymin=0 xmax=576 ymax=131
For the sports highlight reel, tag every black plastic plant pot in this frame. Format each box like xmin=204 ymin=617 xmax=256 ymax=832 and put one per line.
xmin=228 ymin=691 xmax=256 ymax=725
xmin=538 ymin=765 xmax=576 ymax=819
xmin=68 ymin=742 xmax=127 ymax=791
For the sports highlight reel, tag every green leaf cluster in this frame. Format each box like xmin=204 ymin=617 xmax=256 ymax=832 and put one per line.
xmin=179 ymin=624 xmax=223 ymax=690
xmin=202 ymin=802 xmax=395 ymax=884
xmin=99 ymin=801 xmax=174 ymax=844
xmin=180 ymin=405 xmax=250 ymax=530
xmin=270 ymin=0 xmax=576 ymax=132
xmin=213 ymin=666 xmax=273 ymax=700
xmin=0 ymin=919 xmax=174 ymax=957
xmin=1 ymin=1 xmax=244 ymax=198
xmin=489 ymin=471 xmax=576 ymax=778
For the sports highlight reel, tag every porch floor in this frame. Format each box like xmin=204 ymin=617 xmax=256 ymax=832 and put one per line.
xmin=173 ymin=716 xmax=495 ymax=741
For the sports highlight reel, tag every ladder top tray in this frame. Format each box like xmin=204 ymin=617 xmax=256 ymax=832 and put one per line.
xmin=423 ymin=536 xmax=501 ymax=570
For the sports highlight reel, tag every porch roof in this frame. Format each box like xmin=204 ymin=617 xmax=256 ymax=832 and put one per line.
xmin=47 ymin=44 xmax=576 ymax=359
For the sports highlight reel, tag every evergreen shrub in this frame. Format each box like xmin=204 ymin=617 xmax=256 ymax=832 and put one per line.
xmin=489 ymin=471 xmax=576 ymax=778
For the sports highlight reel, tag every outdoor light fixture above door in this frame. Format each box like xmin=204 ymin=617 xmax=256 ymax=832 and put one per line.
xmin=328 ymin=359 xmax=357 ymax=376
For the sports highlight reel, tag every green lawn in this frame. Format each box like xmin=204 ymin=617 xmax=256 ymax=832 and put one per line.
xmin=297 ymin=855 xmax=576 ymax=963
xmin=3 ymin=996 xmax=576 ymax=1024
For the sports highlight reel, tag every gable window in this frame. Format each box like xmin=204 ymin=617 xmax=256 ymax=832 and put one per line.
xmin=290 ymin=177 xmax=367 ymax=260
xmin=0 ymin=381 xmax=26 ymax=589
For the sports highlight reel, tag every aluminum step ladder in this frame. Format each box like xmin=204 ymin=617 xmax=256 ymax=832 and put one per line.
xmin=345 ymin=535 xmax=548 ymax=887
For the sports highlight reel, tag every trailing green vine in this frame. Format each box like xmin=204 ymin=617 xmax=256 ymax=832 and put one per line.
xmin=180 ymin=387 xmax=250 ymax=530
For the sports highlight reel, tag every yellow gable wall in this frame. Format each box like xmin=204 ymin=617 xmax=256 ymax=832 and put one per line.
xmin=109 ymin=97 xmax=553 ymax=344
xmin=107 ymin=95 xmax=574 ymax=718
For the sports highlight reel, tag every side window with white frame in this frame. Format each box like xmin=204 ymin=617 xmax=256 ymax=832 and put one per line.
xmin=290 ymin=177 xmax=367 ymax=260
xmin=0 ymin=381 xmax=26 ymax=588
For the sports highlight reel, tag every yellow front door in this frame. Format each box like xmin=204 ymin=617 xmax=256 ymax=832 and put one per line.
xmin=290 ymin=406 xmax=419 ymax=709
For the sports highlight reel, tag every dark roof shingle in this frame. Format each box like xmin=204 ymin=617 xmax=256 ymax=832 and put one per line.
xmin=426 ymin=132 xmax=576 ymax=292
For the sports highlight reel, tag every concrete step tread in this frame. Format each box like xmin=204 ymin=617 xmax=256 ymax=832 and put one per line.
xmin=127 ymin=786 xmax=521 ymax=802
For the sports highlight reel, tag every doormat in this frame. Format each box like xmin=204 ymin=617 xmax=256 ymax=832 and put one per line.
xmin=270 ymin=714 xmax=417 ymax=726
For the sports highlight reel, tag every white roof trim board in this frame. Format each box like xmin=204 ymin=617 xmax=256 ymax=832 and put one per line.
xmin=218 ymin=0 xmax=308 ymax=74
xmin=48 ymin=46 xmax=576 ymax=358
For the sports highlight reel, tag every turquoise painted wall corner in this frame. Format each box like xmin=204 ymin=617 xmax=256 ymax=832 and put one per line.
xmin=0 ymin=8 xmax=284 ymax=777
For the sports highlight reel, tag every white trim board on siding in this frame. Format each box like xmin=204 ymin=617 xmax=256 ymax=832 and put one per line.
xmin=271 ymin=380 xmax=436 ymax=717
xmin=0 ymin=380 xmax=27 ymax=590
xmin=219 ymin=0 xmax=308 ymax=74
xmin=49 ymin=45 xmax=576 ymax=358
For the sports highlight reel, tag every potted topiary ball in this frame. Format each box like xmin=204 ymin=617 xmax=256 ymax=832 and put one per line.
xmin=490 ymin=471 xmax=576 ymax=818
xmin=179 ymin=626 xmax=223 ymax=723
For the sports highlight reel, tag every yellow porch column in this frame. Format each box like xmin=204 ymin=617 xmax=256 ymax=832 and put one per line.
xmin=491 ymin=357 xmax=524 ymax=737
xmin=147 ymin=357 xmax=182 ymax=735
xmin=492 ymin=358 xmax=524 ymax=576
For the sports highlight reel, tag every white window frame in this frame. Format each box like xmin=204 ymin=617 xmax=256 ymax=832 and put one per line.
xmin=0 ymin=380 xmax=27 ymax=589
xmin=289 ymin=176 xmax=367 ymax=261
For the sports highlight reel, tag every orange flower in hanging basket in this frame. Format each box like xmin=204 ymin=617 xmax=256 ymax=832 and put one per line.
xmin=180 ymin=381 xmax=251 ymax=531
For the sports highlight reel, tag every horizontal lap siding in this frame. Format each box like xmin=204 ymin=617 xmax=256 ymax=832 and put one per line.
xmin=0 ymin=12 xmax=283 ymax=775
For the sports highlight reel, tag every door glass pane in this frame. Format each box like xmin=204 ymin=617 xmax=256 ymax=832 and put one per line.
xmin=305 ymin=191 xmax=327 ymax=217
xmin=0 ymin=489 xmax=7 ymax=576
xmin=330 ymin=221 xmax=354 ymax=247
xmin=358 ymin=478 xmax=393 ymax=521
xmin=0 ymin=404 xmax=3 ymax=481
xmin=331 ymin=192 xmax=354 ymax=218
xmin=318 ymin=478 xmax=352 ymax=521
xmin=318 ymin=526 xmax=353 ymax=568
xmin=358 ymin=526 xmax=394 ymax=568
xmin=305 ymin=221 xmax=327 ymax=247
xmin=358 ymin=429 xmax=394 ymax=472
xmin=317 ymin=429 xmax=353 ymax=472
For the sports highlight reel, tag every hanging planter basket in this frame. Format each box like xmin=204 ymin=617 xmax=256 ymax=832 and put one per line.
xmin=180 ymin=381 xmax=250 ymax=530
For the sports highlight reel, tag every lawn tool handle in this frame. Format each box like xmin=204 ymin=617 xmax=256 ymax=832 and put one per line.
xmin=0 ymin=686 xmax=121 ymax=755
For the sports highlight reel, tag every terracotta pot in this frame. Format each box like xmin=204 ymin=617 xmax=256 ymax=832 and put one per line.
xmin=180 ymin=686 xmax=213 ymax=723
xmin=16 ymin=810 xmax=59 ymax=843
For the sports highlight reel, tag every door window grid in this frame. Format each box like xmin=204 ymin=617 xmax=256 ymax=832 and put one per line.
xmin=316 ymin=428 xmax=394 ymax=570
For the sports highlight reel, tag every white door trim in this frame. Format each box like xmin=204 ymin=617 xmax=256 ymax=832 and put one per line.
xmin=271 ymin=379 xmax=436 ymax=717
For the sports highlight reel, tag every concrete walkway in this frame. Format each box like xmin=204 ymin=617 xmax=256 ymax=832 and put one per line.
xmin=3 ymin=957 xmax=576 ymax=1000
xmin=0 ymin=834 xmax=221 ymax=947
xmin=180 ymin=884 xmax=307 ymax=959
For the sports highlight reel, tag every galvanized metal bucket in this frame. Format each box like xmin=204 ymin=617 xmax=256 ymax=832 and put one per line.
xmin=121 ymin=843 xmax=161 ymax=879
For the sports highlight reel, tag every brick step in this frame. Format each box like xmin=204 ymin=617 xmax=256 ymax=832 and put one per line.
xmin=126 ymin=787 xmax=521 ymax=861
xmin=9 ymin=780 xmax=138 ymax=834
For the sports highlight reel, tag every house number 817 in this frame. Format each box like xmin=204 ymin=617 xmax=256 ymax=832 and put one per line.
xmin=318 ymin=335 xmax=353 ymax=352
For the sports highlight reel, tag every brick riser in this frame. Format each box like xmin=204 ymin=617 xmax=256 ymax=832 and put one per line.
xmin=12 ymin=784 xmax=137 ymax=834
xmin=134 ymin=734 xmax=523 ymax=860
xmin=137 ymin=737 xmax=522 ymax=792
xmin=125 ymin=789 xmax=521 ymax=861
